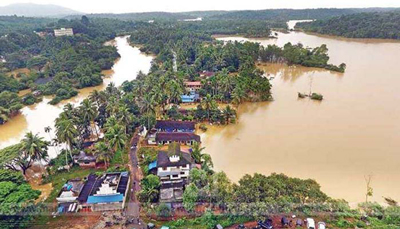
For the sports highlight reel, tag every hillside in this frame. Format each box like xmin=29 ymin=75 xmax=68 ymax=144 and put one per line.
xmin=297 ymin=10 xmax=400 ymax=39
xmin=68 ymin=8 xmax=400 ymax=22
xmin=206 ymin=8 xmax=400 ymax=21
xmin=0 ymin=3 xmax=81 ymax=17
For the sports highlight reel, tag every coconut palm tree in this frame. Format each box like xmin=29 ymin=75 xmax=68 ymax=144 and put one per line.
xmin=55 ymin=117 xmax=78 ymax=170
xmin=191 ymin=142 xmax=206 ymax=164
xmin=139 ymin=93 xmax=156 ymax=128
xmin=201 ymin=94 xmax=218 ymax=121
xmin=94 ymin=142 xmax=113 ymax=168
xmin=44 ymin=126 xmax=60 ymax=155
xmin=19 ymin=132 xmax=49 ymax=175
xmin=104 ymin=116 xmax=118 ymax=131
xmin=80 ymin=99 xmax=99 ymax=138
xmin=117 ymin=105 xmax=134 ymax=134
xmin=166 ymin=80 xmax=183 ymax=104
xmin=191 ymin=142 xmax=213 ymax=171
xmin=105 ymin=124 xmax=127 ymax=163
xmin=222 ymin=105 xmax=236 ymax=124
xmin=232 ymin=85 xmax=247 ymax=107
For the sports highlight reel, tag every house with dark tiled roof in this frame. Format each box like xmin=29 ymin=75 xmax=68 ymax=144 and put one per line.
xmin=156 ymin=143 xmax=193 ymax=202
xmin=148 ymin=120 xmax=200 ymax=145
xmin=155 ymin=120 xmax=196 ymax=132
xmin=73 ymin=151 xmax=97 ymax=168
xmin=156 ymin=132 xmax=200 ymax=146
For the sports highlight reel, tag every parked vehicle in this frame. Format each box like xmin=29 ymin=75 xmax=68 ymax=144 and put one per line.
xmin=296 ymin=219 xmax=303 ymax=226
xmin=318 ymin=222 xmax=326 ymax=229
xmin=281 ymin=217 xmax=289 ymax=227
xmin=258 ymin=217 xmax=273 ymax=229
xmin=306 ymin=218 xmax=315 ymax=229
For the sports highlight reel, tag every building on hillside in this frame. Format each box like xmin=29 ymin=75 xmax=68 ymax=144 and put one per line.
xmin=156 ymin=132 xmax=200 ymax=146
xmin=155 ymin=120 xmax=196 ymax=133
xmin=199 ymin=70 xmax=215 ymax=78
xmin=34 ymin=31 xmax=49 ymax=38
xmin=156 ymin=143 xmax=193 ymax=202
xmin=180 ymin=90 xmax=200 ymax=103
xmin=73 ymin=151 xmax=97 ymax=168
xmin=184 ymin=81 xmax=202 ymax=92
xmin=54 ymin=28 xmax=74 ymax=37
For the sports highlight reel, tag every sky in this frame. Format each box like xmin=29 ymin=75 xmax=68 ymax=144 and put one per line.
xmin=1 ymin=0 xmax=400 ymax=13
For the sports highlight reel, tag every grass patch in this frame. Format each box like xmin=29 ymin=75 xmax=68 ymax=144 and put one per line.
xmin=137 ymin=147 xmax=158 ymax=175
xmin=143 ymin=214 xmax=252 ymax=229
xmin=43 ymin=166 xmax=99 ymax=203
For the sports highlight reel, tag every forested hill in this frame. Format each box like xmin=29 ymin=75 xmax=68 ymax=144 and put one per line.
xmin=297 ymin=10 xmax=400 ymax=39
xmin=75 ymin=8 xmax=400 ymax=22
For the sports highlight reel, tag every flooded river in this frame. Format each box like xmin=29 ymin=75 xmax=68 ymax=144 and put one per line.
xmin=2 ymin=24 xmax=400 ymax=205
xmin=209 ymin=27 xmax=400 ymax=204
xmin=0 ymin=36 xmax=153 ymax=158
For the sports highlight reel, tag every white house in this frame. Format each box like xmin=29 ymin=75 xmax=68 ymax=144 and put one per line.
xmin=54 ymin=28 xmax=74 ymax=37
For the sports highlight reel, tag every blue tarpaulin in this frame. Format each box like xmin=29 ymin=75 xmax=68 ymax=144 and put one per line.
xmin=87 ymin=194 xmax=124 ymax=204
xmin=149 ymin=160 xmax=157 ymax=170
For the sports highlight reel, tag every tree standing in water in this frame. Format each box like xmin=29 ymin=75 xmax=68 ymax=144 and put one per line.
xmin=365 ymin=174 xmax=373 ymax=203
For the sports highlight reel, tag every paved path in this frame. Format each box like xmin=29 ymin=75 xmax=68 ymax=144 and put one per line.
xmin=126 ymin=131 xmax=145 ymax=228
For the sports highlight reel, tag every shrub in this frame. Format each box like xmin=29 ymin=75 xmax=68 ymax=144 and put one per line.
xmin=156 ymin=203 xmax=171 ymax=218
xmin=310 ymin=93 xmax=323 ymax=100
xmin=199 ymin=123 xmax=208 ymax=131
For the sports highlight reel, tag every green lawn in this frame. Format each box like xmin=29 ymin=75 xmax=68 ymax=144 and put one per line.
xmin=43 ymin=166 xmax=99 ymax=203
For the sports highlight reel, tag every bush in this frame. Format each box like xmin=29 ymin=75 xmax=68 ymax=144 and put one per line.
xmin=310 ymin=93 xmax=323 ymax=100
xmin=199 ymin=123 xmax=208 ymax=131
xmin=384 ymin=206 xmax=400 ymax=224
xmin=334 ymin=218 xmax=354 ymax=228
xmin=156 ymin=203 xmax=171 ymax=218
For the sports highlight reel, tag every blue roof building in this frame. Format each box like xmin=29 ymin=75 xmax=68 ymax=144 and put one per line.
xmin=180 ymin=91 xmax=199 ymax=103
xmin=79 ymin=172 xmax=130 ymax=212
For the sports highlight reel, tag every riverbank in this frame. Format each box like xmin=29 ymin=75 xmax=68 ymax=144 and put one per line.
xmin=0 ymin=36 xmax=153 ymax=157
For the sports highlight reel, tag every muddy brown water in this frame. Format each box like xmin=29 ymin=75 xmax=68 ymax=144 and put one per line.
xmin=2 ymin=25 xmax=400 ymax=205
xmin=0 ymin=36 xmax=153 ymax=158
xmin=206 ymin=29 xmax=400 ymax=205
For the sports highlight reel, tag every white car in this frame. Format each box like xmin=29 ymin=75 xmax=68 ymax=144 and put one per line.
xmin=318 ymin=222 xmax=326 ymax=229
xmin=306 ymin=218 xmax=316 ymax=229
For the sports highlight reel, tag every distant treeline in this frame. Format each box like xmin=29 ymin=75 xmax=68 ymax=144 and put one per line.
xmin=297 ymin=10 xmax=400 ymax=39
xmin=70 ymin=8 xmax=400 ymax=22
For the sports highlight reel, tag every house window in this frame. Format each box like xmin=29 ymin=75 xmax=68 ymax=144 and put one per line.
xmin=172 ymin=174 xmax=179 ymax=178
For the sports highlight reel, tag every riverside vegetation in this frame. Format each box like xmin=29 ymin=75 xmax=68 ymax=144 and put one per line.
xmin=297 ymin=10 xmax=400 ymax=39
xmin=5 ymin=11 xmax=394 ymax=229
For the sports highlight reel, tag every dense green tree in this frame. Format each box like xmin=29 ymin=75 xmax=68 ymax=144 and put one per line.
xmin=183 ymin=183 xmax=199 ymax=212
xmin=138 ymin=174 xmax=161 ymax=203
